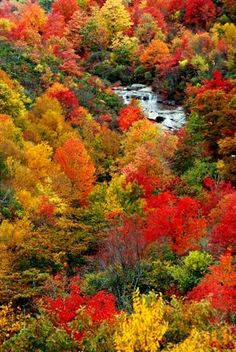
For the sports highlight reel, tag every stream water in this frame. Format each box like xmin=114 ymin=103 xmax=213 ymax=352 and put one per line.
xmin=113 ymin=84 xmax=186 ymax=130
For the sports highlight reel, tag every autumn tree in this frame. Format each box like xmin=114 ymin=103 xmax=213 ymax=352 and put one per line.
xmin=52 ymin=0 xmax=79 ymax=22
xmin=54 ymin=138 xmax=95 ymax=205
xmin=118 ymin=102 xmax=145 ymax=131
xmin=184 ymin=0 xmax=216 ymax=30
xmin=140 ymin=39 xmax=170 ymax=67
xmin=99 ymin=0 xmax=132 ymax=38
xmin=188 ymin=252 xmax=236 ymax=317
xmin=209 ymin=192 xmax=236 ymax=255
xmin=43 ymin=13 xmax=66 ymax=40
xmin=144 ymin=192 xmax=207 ymax=255
xmin=120 ymin=119 xmax=178 ymax=191
xmin=114 ymin=290 xmax=168 ymax=352
xmin=66 ymin=10 xmax=88 ymax=52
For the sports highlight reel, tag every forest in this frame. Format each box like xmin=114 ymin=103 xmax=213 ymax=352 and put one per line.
xmin=0 ymin=0 xmax=235 ymax=350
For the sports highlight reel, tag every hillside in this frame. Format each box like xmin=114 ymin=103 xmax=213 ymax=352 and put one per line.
xmin=0 ymin=0 xmax=236 ymax=350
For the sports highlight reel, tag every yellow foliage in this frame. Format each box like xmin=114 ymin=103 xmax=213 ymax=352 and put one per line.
xmin=98 ymin=0 xmax=132 ymax=38
xmin=16 ymin=189 xmax=40 ymax=214
xmin=212 ymin=22 xmax=236 ymax=44
xmin=0 ymin=18 xmax=15 ymax=33
xmin=114 ymin=290 xmax=168 ymax=352
xmin=33 ymin=94 xmax=63 ymax=118
xmin=169 ymin=329 xmax=210 ymax=352
xmin=169 ymin=326 xmax=236 ymax=352
xmin=37 ymin=179 xmax=69 ymax=215
xmin=0 ymin=81 xmax=26 ymax=126
xmin=25 ymin=142 xmax=53 ymax=180
xmin=0 ymin=217 xmax=31 ymax=243
xmin=0 ymin=304 xmax=25 ymax=344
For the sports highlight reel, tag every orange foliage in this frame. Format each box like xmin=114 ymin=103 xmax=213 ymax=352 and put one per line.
xmin=118 ymin=103 xmax=145 ymax=131
xmin=54 ymin=138 xmax=96 ymax=205
xmin=140 ymin=39 xmax=170 ymax=67
xmin=52 ymin=0 xmax=79 ymax=22
xmin=43 ymin=13 xmax=66 ymax=40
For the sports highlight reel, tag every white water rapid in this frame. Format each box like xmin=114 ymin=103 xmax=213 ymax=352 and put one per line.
xmin=114 ymin=84 xmax=186 ymax=130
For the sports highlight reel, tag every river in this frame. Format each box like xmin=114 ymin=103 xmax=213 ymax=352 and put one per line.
xmin=113 ymin=84 xmax=186 ymax=130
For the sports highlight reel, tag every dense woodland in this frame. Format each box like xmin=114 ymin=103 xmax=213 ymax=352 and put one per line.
xmin=0 ymin=0 xmax=236 ymax=350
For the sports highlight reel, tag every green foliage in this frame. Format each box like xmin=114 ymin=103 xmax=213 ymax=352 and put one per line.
xmin=1 ymin=314 xmax=78 ymax=352
xmin=182 ymin=159 xmax=217 ymax=194
xmin=0 ymin=42 xmax=41 ymax=98
xmin=39 ymin=0 xmax=54 ymax=11
xmin=0 ymin=184 xmax=22 ymax=220
xmin=169 ymin=251 xmax=213 ymax=293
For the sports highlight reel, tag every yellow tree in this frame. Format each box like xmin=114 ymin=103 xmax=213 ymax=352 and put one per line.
xmin=99 ymin=0 xmax=132 ymax=39
xmin=120 ymin=119 xmax=178 ymax=188
xmin=114 ymin=290 xmax=168 ymax=352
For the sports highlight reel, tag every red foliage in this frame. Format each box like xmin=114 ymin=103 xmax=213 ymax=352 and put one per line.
xmin=9 ymin=21 xmax=27 ymax=41
xmin=52 ymin=0 xmax=79 ymax=22
xmin=142 ymin=7 xmax=167 ymax=31
xmin=197 ymin=71 xmax=235 ymax=94
xmin=98 ymin=114 xmax=113 ymax=124
xmin=125 ymin=169 xmax=159 ymax=198
xmin=38 ymin=196 xmax=55 ymax=220
xmin=201 ymin=177 xmax=235 ymax=215
xmin=144 ymin=192 xmax=206 ymax=255
xmin=43 ymin=13 xmax=66 ymax=40
xmin=167 ymin=0 xmax=185 ymax=14
xmin=45 ymin=279 xmax=117 ymax=343
xmin=188 ymin=253 xmax=236 ymax=316
xmin=209 ymin=192 xmax=236 ymax=255
xmin=159 ymin=37 xmax=193 ymax=73
xmin=83 ymin=291 xmax=117 ymax=323
xmin=49 ymin=87 xmax=86 ymax=124
xmin=184 ymin=0 xmax=216 ymax=29
xmin=0 ymin=0 xmax=14 ymax=19
xmin=118 ymin=103 xmax=145 ymax=131
xmin=99 ymin=215 xmax=147 ymax=268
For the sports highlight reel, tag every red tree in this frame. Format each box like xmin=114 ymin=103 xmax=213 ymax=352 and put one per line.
xmin=184 ymin=0 xmax=216 ymax=29
xmin=45 ymin=278 xmax=117 ymax=343
xmin=43 ymin=13 xmax=66 ymax=40
xmin=209 ymin=192 xmax=236 ymax=255
xmin=188 ymin=253 xmax=236 ymax=316
xmin=99 ymin=215 xmax=147 ymax=269
xmin=144 ymin=192 xmax=206 ymax=255
xmin=118 ymin=103 xmax=145 ymax=131
xmin=52 ymin=0 xmax=79 ymax=22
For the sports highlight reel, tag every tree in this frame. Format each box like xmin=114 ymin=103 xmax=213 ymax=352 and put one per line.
xmin=43 ymin=13 xmax=66 ymax=40
xmin=144 ymin=192 xmax=207 ymax=255
xmin=118 ymin=103 xmax=145 ymax=131
xmin=120 ymin=120 xmax=178 ymax=191
xmin=0 ymin=81 xmax=26 ymax=127
xmin=140 ymin=39 xmax=170 ymax=67
xmin=184 ymin=0 xmax=216 ymax=30
xmin=52 ymin=0 xmax=79 ymax=22
xmin=209 ymin=192 xmax=236 ymax=255
xmin=188 ymin=253 xmax=236 ymax=317
xmin=66 ymin=10 xmax=88 ymax=52
xmin=99 ymin=0 xmax=132 ymax=38
xmin=54 ymin=138 xmax=95 ymax=205
xmin=114 ymin=290 xmax=168 ymax=352
xmin=45 ymin=278 xmax=117 ymax=345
